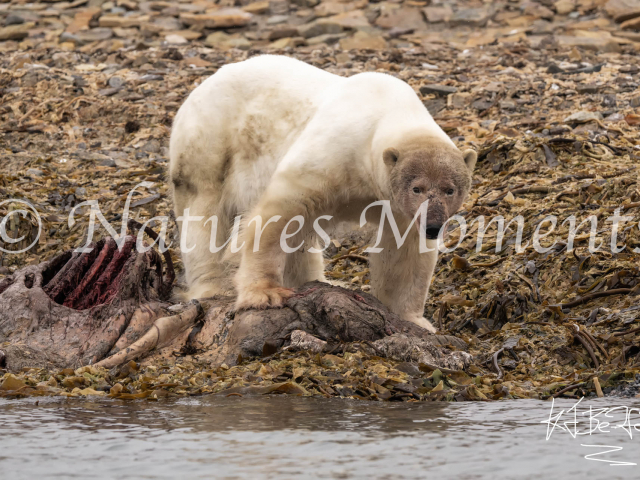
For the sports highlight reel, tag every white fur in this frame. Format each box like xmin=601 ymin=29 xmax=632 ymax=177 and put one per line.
xmin=170 ymin=55 xmax=458 ymax=332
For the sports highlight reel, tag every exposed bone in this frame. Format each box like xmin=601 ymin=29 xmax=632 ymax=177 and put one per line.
xmin=95 ymin=301 xmax=203 ymax=368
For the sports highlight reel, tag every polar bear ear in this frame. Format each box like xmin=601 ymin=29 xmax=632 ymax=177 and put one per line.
xmin=383 ymin=148 xmax=400 ymax=167
xmin=463 ymin=149 xmax=477 ymax=172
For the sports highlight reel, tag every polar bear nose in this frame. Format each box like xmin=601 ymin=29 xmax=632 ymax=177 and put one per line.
xmin=425 ymin=224 xmax=442 ymax=240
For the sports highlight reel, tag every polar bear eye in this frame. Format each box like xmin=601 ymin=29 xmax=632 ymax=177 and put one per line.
xmin=446 ymin=188 xmax=455 ymax=196
xmin=413 ymin=187 xmax=421 ymax=194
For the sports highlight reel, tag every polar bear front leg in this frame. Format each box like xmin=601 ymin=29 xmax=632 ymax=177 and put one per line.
xmin=234 ymin=183 xmax=315 ymax=310
xmin=234 ymin=220 xmax=294 ymax=310
xmin=368 ymin=227 xmax=439 ymax=333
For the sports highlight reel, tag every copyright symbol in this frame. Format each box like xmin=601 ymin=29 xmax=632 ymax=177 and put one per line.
xmin=0 ymin=199 xmax=42 ymax=254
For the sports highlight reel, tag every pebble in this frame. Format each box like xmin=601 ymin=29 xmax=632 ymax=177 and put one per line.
xmin=576 ymin=84 xmax=600 ymax=94
xmin=72 ymin=76 xmax=86 ymax=88
xmin=602 ymin=94 xmax=617 ymax=107
xmin=420 ymin=84 xmax=457 ymax=96
xmin=165 ymin=34 xmax=188 ymax=45
xmin=449 ymin=7 xmax=491 ymax=27
xmin=268 ymin=28 xmax=299 ymax=41
xmin=5 ymin=14 xmax=25 ymax=26
xmin=297 ymin=20 xmax=342 ymax=39
xmin=100 ymin=158 xmax=117 ymax=167
xmin=139 ymin=74 xmax=163 ymax=82
xmin=266 ymin=15 xmax=290 ymax=25
xmin=99 ymin=87 xmax=120 ymax=96
xmin=108 ymin=76 xmax=124 ymax=88
xmin=307 ymin=33 xmax=346 ymax=45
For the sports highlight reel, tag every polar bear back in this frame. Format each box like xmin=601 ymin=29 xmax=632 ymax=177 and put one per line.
xmin=171 ymin=55 xmax=343 ymax=167
xmin=170 ymin=56 xmax=344 ymax=210
xmin=169 ymin=55 xmax=450 ymax=215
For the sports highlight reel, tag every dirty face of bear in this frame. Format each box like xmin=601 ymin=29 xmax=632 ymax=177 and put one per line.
xmin=385 ymin=142 xmax=477 ymax=240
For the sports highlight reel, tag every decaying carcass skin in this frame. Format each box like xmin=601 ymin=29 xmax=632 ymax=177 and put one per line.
xmin=0 ymin=224 xmax=469 ymax=373
xmin=137 ymin=281 xmax=470 ymax=372
xmin=0 ymin=221 xmax=179 ymax=372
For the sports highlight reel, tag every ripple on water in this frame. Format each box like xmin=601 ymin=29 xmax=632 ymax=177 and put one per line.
xmin=1 ymin=396 xmax=639 ymax=479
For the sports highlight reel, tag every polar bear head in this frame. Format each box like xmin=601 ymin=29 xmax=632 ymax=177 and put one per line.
xmin=384 ymin=137 xmax=477 ymax=240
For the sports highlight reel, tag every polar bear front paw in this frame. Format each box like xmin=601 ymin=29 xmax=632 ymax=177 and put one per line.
xmin=406 ymin=315 xmax=437 ymax=333
xmin=235 ymin=280 xmax=294 ymax=311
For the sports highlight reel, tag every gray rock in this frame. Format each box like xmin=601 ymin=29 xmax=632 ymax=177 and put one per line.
xmin=142 ymin=139 xmax=161 ymax=153
xmin=26 ymin=168 xmax=44 ymax=177
xmin=576 ymin=84 xmax=600 ymax=94
xmin=72 ymin=76 xmax=86 ymax=88
xmin=268 ymin=27 xmax=299 ymax=41
xmin=420 ymin=84 xmax=457 ymax=96
xmin=5 ymin=14 xmax=25 ymax=26
xmin=602 ymin=94 xmax=617 ymax=107
xmin=472 ymin=98 xmax=494 ymax=111
xmin=108 ymin=76 xmax=124 ymax=88
xmin=424 ymin=98 xmax=446 ymax=115
xmin=100 ymin=158 xmax=117 ymax=167
xmin=59 ymin=32 xmax=79 ymax=44
xmin=388 ymin=27 xmax=415 ymax=38
xmin=630 ymin=96 xmax=640 ymax=107
xmin=306 ymin=33 xmax=346 ymax=45
xmin=297 ymin=20 xmax=342 ymax=39
xmin=449 ymin=7 xmax=491 ymax=27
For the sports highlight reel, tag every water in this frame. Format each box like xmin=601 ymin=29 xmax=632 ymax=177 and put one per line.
xmin=1 ymin=396 xmax=639 ymax=479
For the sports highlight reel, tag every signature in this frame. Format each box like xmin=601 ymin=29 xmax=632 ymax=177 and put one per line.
xmin=541 ymin=397 xmax=640 ymax=466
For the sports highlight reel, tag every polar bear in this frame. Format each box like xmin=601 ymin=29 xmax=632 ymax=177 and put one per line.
xmin=169 ymin=55 xmax=476 ymax=332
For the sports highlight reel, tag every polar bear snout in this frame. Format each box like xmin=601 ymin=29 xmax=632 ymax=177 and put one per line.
xmin=425 ymin=224 xmax=443 ymax=240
